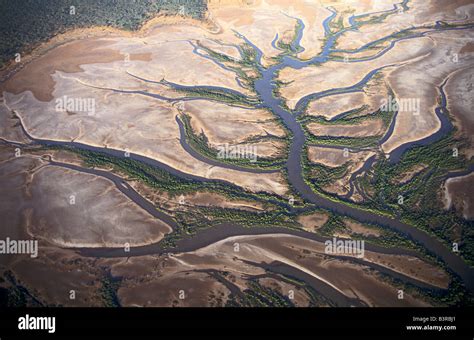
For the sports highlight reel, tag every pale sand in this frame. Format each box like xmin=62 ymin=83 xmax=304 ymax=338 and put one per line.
xmin=277 ymin=36 xmax=434 ymax=109
xmin=445 ymin=65 xmax=474 ymax=159
xmin=307 ymin=118 xmax=385 ymax=138
xmin=181 ymin=234 xmax=447 ymax=304
xmin=336 ymin=0 xmax=474 ymax=51
xmin=297 ymin=211 xmax=330 ymax=232
xmin=444 ymin=172 xmax=474 ymax=220
xmin=382 ymin=30 xmax=474 ymax=154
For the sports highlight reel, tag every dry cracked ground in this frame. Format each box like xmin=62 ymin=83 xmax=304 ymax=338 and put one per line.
xmin=0 ymin=0 xmax=473 ymax=307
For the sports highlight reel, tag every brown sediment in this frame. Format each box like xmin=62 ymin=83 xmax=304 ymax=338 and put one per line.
xmin=444 ymin=172 xmax=474 ymax=220
xmin=10 ymin=248 xmax=105 ymax=307
xmin=184 ymin=99 xmax=287 ymax=158
xmin=0 ymin=39 xmax=152 ymax=102
xmin=297 ymin=211 xmax=330 ymax=232
xmin=460 ymin=42 xmax=474 ymax=54
xmin=118 ymin=271 xmax=231 ymax=307
xmin=445 ymin=66 xmax=474 ymax=159
xmin=0 ymin=13 xmax=222 ymax=107
xmin=343 ymin=219 xmax=381 ymax=237
xmin=0 ymin=13 xmax=218 ymax=78
xmin=183 ymin=234 xmax=447 ymax=304
xmin=307 ymin=118 xmax=385 ymax=138
xmin=307 ymin=146 xmax=374 ymax=169
xmin=126 ymin=179 xmax=274 ymax=214
xmin=307 ymin=146 xmax=376 ymax=200
xmin=336 ymin=0 xmax=474 ymax=52
xmin=382 ymin=30 xmax=473 ymax=154
xmin=0 ymin=147 xmax=173 ymax=249
xmin=129 ymin=53 xmax=152 ymax=62
xmin=181 ymin=191 xmax=268 ymax=211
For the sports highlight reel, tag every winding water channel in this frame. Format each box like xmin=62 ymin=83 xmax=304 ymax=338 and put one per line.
xmin=242 ymin=6 xmax=474 ymax=290
xmin=3 ymin=0 xmax=474 ymax=296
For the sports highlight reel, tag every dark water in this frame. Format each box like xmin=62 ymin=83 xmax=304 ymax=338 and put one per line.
xmin=233 ymin=8 xmax=474 ymax=290
xmin=6 ymin=1 xmax=474 ymax=291
xmin=174 ymin=116 xmax=279 ymax=174
xmin=387 ymin=77 xmax=453 ymax=163
xmin=245 ymin=259 xmax=367 ymax=307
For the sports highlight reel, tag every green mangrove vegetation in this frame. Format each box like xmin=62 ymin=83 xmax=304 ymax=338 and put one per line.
xmin=179 ymin=114 xmax=287 ymax=170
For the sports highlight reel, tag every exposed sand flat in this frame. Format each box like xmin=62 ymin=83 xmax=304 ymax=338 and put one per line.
xmin=208 ymin=0 xmax=312 ymax=66
xmin=208 ymin=0 xmax=391 ymax=62
xmin=363 ymin=252 xmax=449 ymax=289
xmin=180 ymin=234 xmax=447 ymax=304
xmin=1 ymin=9 xmax=273 ymax=102
xmin=381 ymin=30 xmax=474 ymax=154
xmin=28 ymin=165 xmax=173 ymax=248
xmin=0 ymin=147 xmax=40 ymax=261
xmin=444 ymin=172 xmax=474 ymax=220
xmin=0 ymin=145 xmax=172 ymax=250
xmin=110 ymin=248 xmax=266 ymax=306
xmin=239 ymin=139 xmax=286 ymax=159
xmin=0 ymin=13 xmax=217 ymax=79
xmin=10 ymin=247 xmax=104 ymax=307
xmin=127 ymin=183 xmax=270 ymax=213
xmin=209 ymin=2 xmax=296 ymax=66
xmin=460 ymin=41 xmax=474 ymax=53
xmin=0 ymin=8 xmax=294 ymax=195
xmin=1 ymin=32 xmax=252 ymax=102
xmin=172 ymin=192 xmax=270 ymax=211
xmin=445 ymin=66 xmax=474 ymax=159
xmin=307 ymin=92 xmax=367 ymax=119
xmin=184 ymin=99 xmax=287 ymax=158
xmin=198 ymin=39 xmax=242 ymax=60
xmin=313 ymin=258 xmax=430 ymax=306
xmin=3 ymin=89 xmax=288 ymax=196
xmin=308 ymin=146 xmax=375 ymax=198
xmin=1 ymin=39 xmax=131 ymax=102
xmin=307 ymin=146 xmax=374 ymax=168
xmin=297 ymin=211 xmax=330 ymax=232
xmin=333 ymin=44 xmax=396 ymax=59
xmin=306 ymin=73 xmax=389 ymax=119
xmin=323 ymin=0 xmax=400 ymax=31
xmin=111 ymin=34 xmax=252 ymax=95
xmin=336 ymin=0 xmax=474 ymax=51
xmin=0 ymin=100 xmax=29 ymax=143
xmin=181 ymin=191 xmax=267 ymax=211
xmin=269 ymin=0 xmax=331 ymax=60
xmin=307 ymin=118 xmax=385 ymax=138
xmin=6 ymin=230 xmax=448 ymax=307
xmin=278 ymin=36 xmax=434 ymax=109
xmin=321 ymin=0 xmax=399 ymax=15
xmin=118 ymin=270 xmax=231 ymax=307
xmin=111 ymin=250 xmax=310 ymax=306
xmin=343 ymin=219 xmax=381 ymax=237
xmin=0 ymin=0 xmax=470 ymax=308
xmin=186 ymin=100 xmax=286 ymax=142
